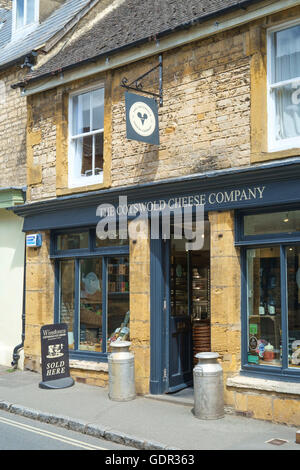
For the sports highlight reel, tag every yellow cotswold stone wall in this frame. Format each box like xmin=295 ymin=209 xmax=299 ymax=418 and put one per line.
xmin=129 ymin=218 xmax=151 ymax=395
xmin=209 ymin=210 xmax=241 ymax=407
xmin=27 ymin=24 xmax=252 ymax=202
xmin=0 ymin=67 xmax=27 ymax=188
xmin=24 ymin=231 xmax=55 ymax=372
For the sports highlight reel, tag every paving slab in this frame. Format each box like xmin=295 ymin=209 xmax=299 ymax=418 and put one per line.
xmin=0 ymin=368 xmax=299 ymax=450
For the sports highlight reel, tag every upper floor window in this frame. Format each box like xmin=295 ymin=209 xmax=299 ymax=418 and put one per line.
xmin=13 ymin=0 xmax=39 ymax=36
xmin=69 ymin=87 xmax=104 ymax=188
xmin=268 ymin=21 xmax=300 ymax=152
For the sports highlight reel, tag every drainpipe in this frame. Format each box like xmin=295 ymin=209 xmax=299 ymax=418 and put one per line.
xmin=11 ymin=236 xmax=26 ymax=369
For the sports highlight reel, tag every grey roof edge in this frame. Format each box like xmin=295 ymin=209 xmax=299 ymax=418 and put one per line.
xmin=0 ymin=0 xmax=97 ymax=73
xmin=15 ymin=0 xmax=265 ymax=88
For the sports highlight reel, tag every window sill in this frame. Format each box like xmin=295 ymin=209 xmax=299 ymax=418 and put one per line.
xmin=227 ymin=374 xmax=300 ymax=396
xmin=69 ymin=359 xmax=108 ymax=373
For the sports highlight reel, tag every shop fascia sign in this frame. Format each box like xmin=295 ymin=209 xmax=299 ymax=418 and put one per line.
xmin=97 ymin=185 xmax=266 ymax=218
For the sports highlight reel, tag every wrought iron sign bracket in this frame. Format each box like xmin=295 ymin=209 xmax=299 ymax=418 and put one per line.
xmin=121 ymin=55 xmax=163 ymax=107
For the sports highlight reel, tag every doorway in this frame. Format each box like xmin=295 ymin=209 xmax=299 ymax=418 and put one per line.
xmin=167 ymin=222 xmax=210 ymax=393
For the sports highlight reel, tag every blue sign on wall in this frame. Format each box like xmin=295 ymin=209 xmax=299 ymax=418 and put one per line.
xmin=125 ymin=92 xmax=159 ymax=145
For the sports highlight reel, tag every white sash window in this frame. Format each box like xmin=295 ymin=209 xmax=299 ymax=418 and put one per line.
xmin=268 ymin=21 xmax=300 ymax=151
xmin=69 ymin=87 xmax=104 ymax=188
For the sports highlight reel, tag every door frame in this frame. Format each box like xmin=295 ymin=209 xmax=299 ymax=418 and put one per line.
xmin=150 ymin=237 xmax=169 ymax=394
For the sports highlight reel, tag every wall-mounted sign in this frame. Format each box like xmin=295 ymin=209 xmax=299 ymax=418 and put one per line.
xmin=125 ymin=92 xmax=159 ymax=145
xmin=39 ymin=323 xmax=74 ymax=389
xmin=26 ymin=233 xmax=42 ymax=248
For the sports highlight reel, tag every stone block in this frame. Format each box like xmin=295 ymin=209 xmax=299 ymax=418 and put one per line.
xmin=235 ymin=392 xmax=248 ymax=412
xmin=273 ymin=398 xmax=300 ymax=426
xmin=247 ymin=394 xmax=273 ymax=421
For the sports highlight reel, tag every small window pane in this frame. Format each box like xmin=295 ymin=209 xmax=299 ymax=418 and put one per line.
xmin=80 ymin=259 xmax=102 ymax=352
xmin=247 ymin=247 xmax=281 ymax=367
xmin=273 ymin=25 xmax=300 ymax=83
xmin=57 ymin=233 xmax=89 ymax=251
xmin=95 ymin=132 xmax=103 ymax=175
xmin=59 ymin=260 xmax=75 ymax=349
xmin=78 ymin=135 xmax=93 ymax=177
xmin=107 ymin=256 xmax=130 ymax=350
xmin=16 ymin=0 xmax=24 ymax=28
xmin=244 ymin=211 xmax=300 ymax=236
xmin=274 ymin=85 xmax=300 ymax=140
xmin=95 ymin=230 xmax=128 ymax=248
xmin=92 ymin=89 xmax=104 ymax=131
xmin=287 ymin=246 xmax=300 ymax=368
xmin=72 ymin=92 xmax=90 ymax=135
xmin=26 ymin=0 xmax=35 ymax=24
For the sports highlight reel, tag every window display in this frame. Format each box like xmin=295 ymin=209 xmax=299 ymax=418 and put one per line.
xmin=57 ymin=253 xmax=129 ymax=356
xmin=287 ymin=246 xmax=300 ymax=368
xmin=246 ymin=247 xmax=281 ymax=366
xmin=107 ymin=256 xmax=130 ymax=346
xmin=59 ymin=260 xmax=75 ymax=349
xmin=79 ymin=259 xmax=102 ymax=352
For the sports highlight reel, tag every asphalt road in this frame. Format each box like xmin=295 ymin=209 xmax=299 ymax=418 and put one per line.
xmin=0 ymin=409 xmax=135 ymax=450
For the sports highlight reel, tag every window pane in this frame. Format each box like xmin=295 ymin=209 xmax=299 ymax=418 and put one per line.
xmin=16 ymin=0 xmax=24 ymax=28
xmin=273 ymin=25 xmax=300 ymax=83
xmin=26 ymin=0 xmax=35 ymax=24
xmin=95 ymin=132 xmax=103 ymax=175
xmin=73 ymin=135 xmax=93 ymax=177
xmin=80 ymin=259 xmax=102 ymax=352
xmin=57 ymin=232 xmax=89 ymax=251
xmin=274 ymin=84 xmax=300 ymax=140
xmin=244 ymin=211 xmax=300 ymax=236
xmin=170 ymin=238 xmax=189 ymax=317
xmin=59 ymin=260 xmax=75 ymax=350
xmin=287 ymin=246 xmax=300 ymax=368
xmin=107 ymin=257 xmax=130 ymax=349
xmin=247 ymin=247 xmax=281 ymax=367
xmin=92 ymin=89 xmax=104 ymax=131
xmin=72 ymin=92 xmax=90 ymax=135
xmin=95 ymin=231 xmax=128 ymax=247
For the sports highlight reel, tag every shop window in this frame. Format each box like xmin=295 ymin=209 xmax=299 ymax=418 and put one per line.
xmin=53 ymin=229 xmax=129 ymax=361
xmin=268 ymin=21 xmax=300 ymax=152
xmin=237 ymin=209 xmax=300 ymax=380
xmin=57 ymin=232 xmax=89 ymax=251
xmin=69 ymin=87 xmax=104 ymax=188
xmin=244 ymin=210 xmax=300 ymax=237
xmin=246 ymin=247 xmax=282 ymax=367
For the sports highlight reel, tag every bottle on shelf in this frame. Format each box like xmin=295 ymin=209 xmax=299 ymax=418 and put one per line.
xmin=259 ymin=297 xmax=265 ymax=316
xmin=267 ymin=295 xmax=276 ymax=315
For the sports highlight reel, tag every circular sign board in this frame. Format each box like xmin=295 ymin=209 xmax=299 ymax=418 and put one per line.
xmin=249 ymin=336 xmax=258 ymax=351
xmin=129 ymin=101 xmax=156 ymax=137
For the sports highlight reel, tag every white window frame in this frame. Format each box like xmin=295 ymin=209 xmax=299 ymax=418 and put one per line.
xmin=267 ymin=18 xmax=300 ymax=152
xmin=68 ymin=85 xmax=105 ymax=189
xmin=12 ymin=0 xmax=39 ymax=40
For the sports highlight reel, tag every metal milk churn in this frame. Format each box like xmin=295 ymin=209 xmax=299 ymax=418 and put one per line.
xmin=193 ymin=352 xmax=224 ymax=419
xmin=108 ymin=341 xmax=136 ymax=401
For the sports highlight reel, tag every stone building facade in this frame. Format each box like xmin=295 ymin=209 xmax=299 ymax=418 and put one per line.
xmin=0 ymin=0 xmax=110 ymax=367
xmin=12 ymin=0 xmax=300 ymax=425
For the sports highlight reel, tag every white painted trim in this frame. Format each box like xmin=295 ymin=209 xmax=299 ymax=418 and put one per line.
xmin=21 ymin=0 xmax=300 ymax=97
xmin=68 ymin=84 xmax=105 ymax=189
xmin=267 ymin=18 xmax=300 ymax=153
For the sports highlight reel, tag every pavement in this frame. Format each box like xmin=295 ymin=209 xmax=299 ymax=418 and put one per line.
xmin=0 ymin=365 xmax=299 ymax=450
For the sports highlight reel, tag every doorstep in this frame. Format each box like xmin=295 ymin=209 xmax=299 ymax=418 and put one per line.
xmin=145 ymin=388 xmax=194 ymax=407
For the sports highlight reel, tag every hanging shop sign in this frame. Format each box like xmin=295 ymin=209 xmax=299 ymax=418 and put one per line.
xmin=125 ymin=91 xmax=160 ymax=145
xmin=39 ymin=323 xmax=74 ymax=389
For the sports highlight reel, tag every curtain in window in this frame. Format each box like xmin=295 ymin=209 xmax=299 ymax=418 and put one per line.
xmin=273 ymin=25 xmax=300 ymax=141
